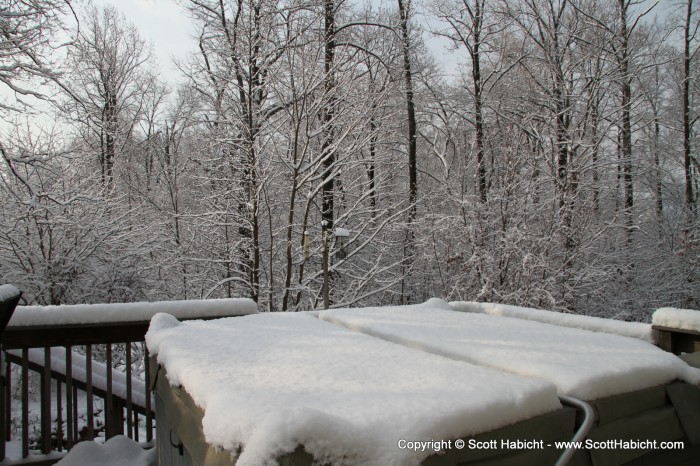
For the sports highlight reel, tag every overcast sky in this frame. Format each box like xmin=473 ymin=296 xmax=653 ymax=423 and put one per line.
xmin=92 ymin=0 xmax=673 ymax=89
xmin=93 ymin=0 xmax=198 ymax=86
xmin=92 ymin=0 xmax=462 ymax=85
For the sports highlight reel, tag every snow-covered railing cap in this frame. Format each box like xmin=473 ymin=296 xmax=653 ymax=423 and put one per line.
xmin=8 ymin=297 xmax=257 ymax=328
xmin=652 ymin=307 xmax=700 ymax=356
xmin=0 ymin=284 xmax=22 ymax=336
xmin=653 ymin=307 xmax=700 ymax=334
xmin=0 ymin=284 xmax=21 ymax=303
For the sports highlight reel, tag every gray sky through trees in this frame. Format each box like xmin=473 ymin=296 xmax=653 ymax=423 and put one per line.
xmin=94 ymin=0 xmax=197 ymax=86
xmin=96 ymin=0 xmax=461 ymax=82
xmin=95 ymin=0 xmax=669 ymax=87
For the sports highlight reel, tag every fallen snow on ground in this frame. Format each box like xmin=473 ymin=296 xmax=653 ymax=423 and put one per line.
xmin=0 ymin=284 xmax=20 ymax=301
xmin=8 ymin=298 xmax=257 ymax=327
xmin=146 ymin=312 xmax=560 ymax=466
xmin=320 ymin=299 xmax=700 ymax=401
xmin=0 ymin=441 xmax=65 ymax=465
xmin=653 ymin=307 xmax=700 ymax=333
xmin=55 ymin=436 xmax=156 ymax=466
xmin=450 ymin=301 xmax=655 ymax=343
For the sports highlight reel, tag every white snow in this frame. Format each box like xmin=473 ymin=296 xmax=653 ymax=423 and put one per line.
xmin=0 ymin=284 xmax=20 ymax=301
xmin=653 ymin=307 xmax=700 ymax=333
xmin=146 ymin=312 xmax=560 ymax=466
xmin=335 ymin=227 xmax=350 ymax=237
xmin=450 ymin=301 xmax=655 ymax=343
xmin=320 ymin=299 xmax=700 ymax=401
xmin=55 ymin=436 xmax=156 ymax=466
xmin=7 ymin=298 xmax=257 ymax=327
xmin=0 ymin=444 xmax=65 ymax=465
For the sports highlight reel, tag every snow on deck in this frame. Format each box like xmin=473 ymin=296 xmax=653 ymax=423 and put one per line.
xmin=653 ymin=307 xmax=700 ymax=333
xmin=55 ymin=435 xmax=156 ymax=466
xmin=7 ymin=298 xmax=257 ymax=327
xmin=146 ymin=312 xmax=560 ymax=466
xmin=450 ymin=301 xmax=655 ymax=342
xmin=320 ymin=299 xmax=700 ymax=401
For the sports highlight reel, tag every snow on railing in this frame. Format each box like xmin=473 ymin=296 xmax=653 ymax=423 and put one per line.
xmin=0 ymin=284 xmax=20 ymax=303
xmin=652 ymin=307 xmax=700 ymax=355
xmin=7 ymin=297 xmax=257 ymax=327
xmin=0 ymin=298 xmax=257 ymax=464
xmin=653 ymin=307 xmax=700 ymax=334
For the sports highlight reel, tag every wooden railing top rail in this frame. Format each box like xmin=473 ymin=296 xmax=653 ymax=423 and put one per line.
xmin=2 ymin=297 xmax=258 ymax=349
xmin=6 ymin=298 xmax=257 ymax=327
xmin=0 ymin=295 xmax=257 ymax=464
xmin=1 ymin=314 xmax=245 ymax=349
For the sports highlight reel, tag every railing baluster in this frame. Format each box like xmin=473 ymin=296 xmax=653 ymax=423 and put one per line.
xmin=21 ymin=348 xmax=28 ymax=458
xmin=56 ymin=379 xmax=63 ymax=452
xmin=41 ymin=347 xmax=51 ymax=454
xmin=5 ymin=357 xmax=11 ymax=441
xmin=0 ymin=305 xmax=244 ymax=458
xmin=72 ymin=385 xmax=78 ymax=443
xmin=145 ymin=345 xmax=152 ymax=442
xmin=106 ymin=343 xmax=113 ymax=440
xmin=66 ymin=345 xmax=74 ymax=448
xmin=3 ymin=361 xmax=12 ymax=442
xmin=126 ymin=343 xmax=133 ymax=439
xmin=0 ymin=350 xmax=5 ymax=461
xmin=86 ymin=344 xmax=94 ymax=440
xmin=133 ymin=410 xmax=139 ymax=442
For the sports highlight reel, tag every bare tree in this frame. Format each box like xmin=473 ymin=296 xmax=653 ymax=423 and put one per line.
xmin=0 ymin=123 xmax=150 ymax=305
xmin=397 ymin=0 xmax=418 ymax=304
xmin=0 ymin=0 xmax=76 ymax=115
xmin=682 ymin=0 xmax=698 ymax=227
xmin=65 ymin=4 xmax=157 ymax=187
xmin=433 ymin=0 xmax=499 ymax=204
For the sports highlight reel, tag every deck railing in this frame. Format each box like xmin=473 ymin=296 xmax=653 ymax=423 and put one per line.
xmin=0 ymin=299 xmax=255 ymax=465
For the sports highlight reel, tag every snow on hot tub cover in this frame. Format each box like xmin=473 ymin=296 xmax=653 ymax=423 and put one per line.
xmin=450 ymin=300 xmax=654 ymax=343
xmin=320 ymin=299 xmax=700 ymax=401
xmin=146 ymin=312 xmax=560 ymax=466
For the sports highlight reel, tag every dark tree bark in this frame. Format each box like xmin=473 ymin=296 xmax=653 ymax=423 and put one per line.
xmin=470 ymin=0 xmax=487 ymax=204
xmin=397 ymin=0 xmax=417 ymax=304
xmin=322 ymin=0 xmax=336 ymax=233
xmin=684 ymin=0 xmax=696 ymax=225
xmin=618 ymin=0 xmax=634 ymax=241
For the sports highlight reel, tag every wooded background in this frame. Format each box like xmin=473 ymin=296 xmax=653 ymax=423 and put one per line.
xmin=1 ymin=0 xmax=698 ymax=320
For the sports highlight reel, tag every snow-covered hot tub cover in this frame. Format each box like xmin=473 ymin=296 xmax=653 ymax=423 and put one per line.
xmin=450 ymin=300 xmax=655 ymax=343
xmin=146 ymin=312 xmax=560 ymax=466
xmin=320 ymin=299 xmax=700 ymax=400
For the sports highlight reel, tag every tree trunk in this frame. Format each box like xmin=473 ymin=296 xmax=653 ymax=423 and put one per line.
xmin=618 ymin=0 xmax=634 ymax=242
xmin=322 ymin=0 xmax=336 ymax=233
xmin=684 ymin=0 xmax=696 ymax=227
xmin=398 ymin=0 xmax=417 ymax=304
xmin=472 ymin=0 xmax=487 ymax=204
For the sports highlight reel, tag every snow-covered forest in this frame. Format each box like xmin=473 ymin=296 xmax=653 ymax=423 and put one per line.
xmin=1 ymin=0 xmax=698 ymax=319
